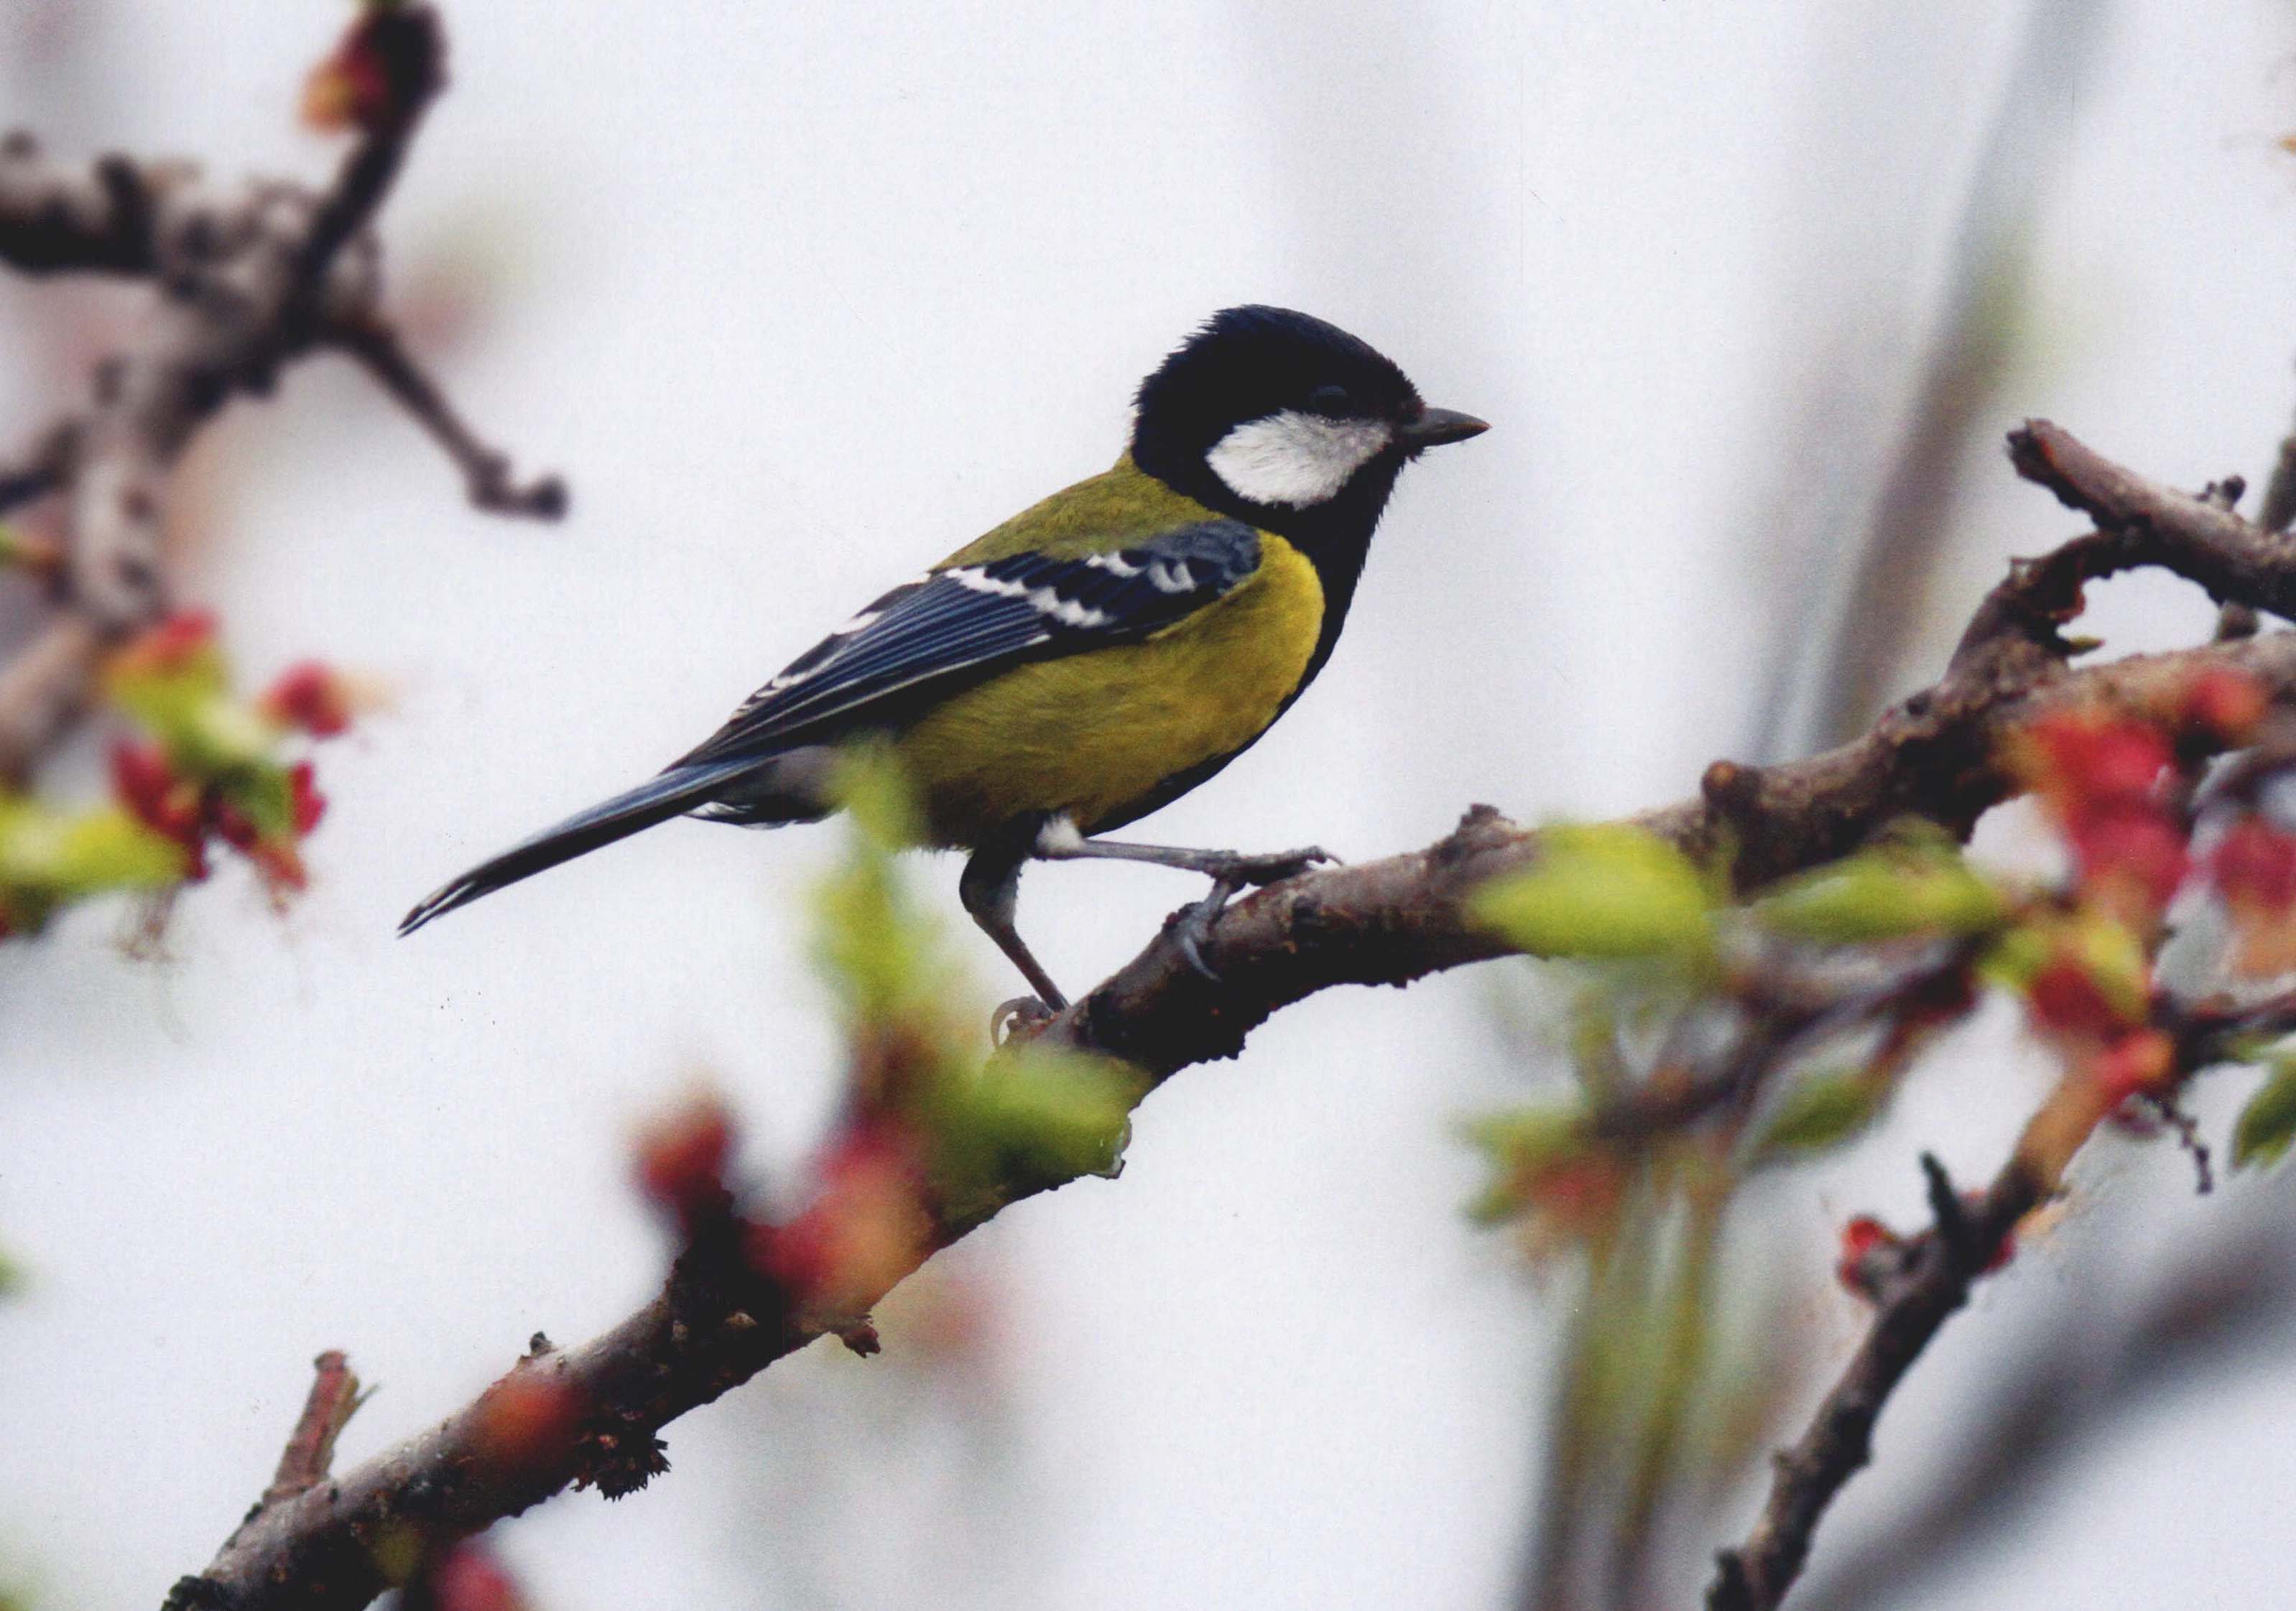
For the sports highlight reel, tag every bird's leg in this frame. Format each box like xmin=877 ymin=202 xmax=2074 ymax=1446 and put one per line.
xmin=960 ymin=832 xmax=1070 ymax=1018
xmin=1032 ymin=817 xmax=1335 ymax=983
xmin=1031 ymin=816 xmax=1333 ymax=886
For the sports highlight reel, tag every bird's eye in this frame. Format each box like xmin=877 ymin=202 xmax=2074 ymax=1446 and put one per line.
xmin=1305 ymin=384 xmax=1353 ymax=417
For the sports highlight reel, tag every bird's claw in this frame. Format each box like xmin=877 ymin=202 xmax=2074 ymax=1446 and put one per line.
xmin=991 ymin=995 xmax=1057 ymax=1044
xmin=1167 ymin=848 xmax=1333 ymax=983
xmin=1170 ymin=876 xmax=1244 ymax=984
xmin=1206 ymin=844 xmax=1336 ymax=887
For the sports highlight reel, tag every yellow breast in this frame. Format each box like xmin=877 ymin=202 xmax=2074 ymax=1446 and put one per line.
xmin=892 ymin=534 xmax=1325 ymax=846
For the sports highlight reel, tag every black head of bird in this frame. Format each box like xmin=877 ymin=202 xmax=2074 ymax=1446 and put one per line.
xmin=402 ymin=305 xmax=1487 ymax=1015
xmin=1134 ymin=303 xmax=1489 ymax=542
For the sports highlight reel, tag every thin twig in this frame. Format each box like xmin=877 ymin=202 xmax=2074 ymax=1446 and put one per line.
xmin=329 ymin=314 xmax=568 ymax=519
xmin=1791 ymin=1203 xmax=2296 ymax=1611
xmin=1705 ymin=1124 xmax=2059 ymax=1611
xmin=2256 ymin=391 xmax=2296 ymax=536
xmin=287 ymin=8 xmax=446 ymax=296
xmin=0 ymin=613 xmax=102 ymax=784
xmin=262 ymin=1351 xmax=365 ymax=1505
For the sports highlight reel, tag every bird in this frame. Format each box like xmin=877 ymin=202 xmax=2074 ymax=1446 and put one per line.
xmin=400 ymin=305 xmax=1486 ymax=1011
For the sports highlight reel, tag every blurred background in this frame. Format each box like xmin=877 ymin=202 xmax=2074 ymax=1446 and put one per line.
xmin=4 ymin=1 xmax=2296 ymax=1606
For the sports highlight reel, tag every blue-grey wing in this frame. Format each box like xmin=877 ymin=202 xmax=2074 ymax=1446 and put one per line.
xmin=676 ymin=520 xmax=1261 ymax=766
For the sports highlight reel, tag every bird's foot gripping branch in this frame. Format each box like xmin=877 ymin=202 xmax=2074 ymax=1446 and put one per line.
xmin=170 ymin=419 xmax=2296 ymax=1607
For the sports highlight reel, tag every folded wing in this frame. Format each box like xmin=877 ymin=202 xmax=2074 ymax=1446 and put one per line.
xmin=677 ymin=519 xmax=1262 ymax=766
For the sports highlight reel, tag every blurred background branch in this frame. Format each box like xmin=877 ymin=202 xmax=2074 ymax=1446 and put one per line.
xmin=1749 ymin=0 xmax=2109 ymax=763
xmin=0 ymin=2 xmax=558 ymax=783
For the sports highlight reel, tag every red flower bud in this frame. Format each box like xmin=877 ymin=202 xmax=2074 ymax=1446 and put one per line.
xmin=749 ymin=1125 xmax=927 ymax=1311
xmin=108 ymin=738 xmax=175 ymax=817
xmin=470 ymin=1370 xmax=584 ymax=1480
xmin=2182 ymin=666 xmax=2269 ymax=746
xmin=2025 ymin=957 xmax=2135 ymax=1041
xmin=2022 ymin=710 xmax=2173 ymax=811
xmin=261 ymin=661 xmax=353 ymax=738
xmin=1836 ymin=1214 xmax=1899 ymax=1302
xmin=302 ymin=6 xmax=444 ymax=134
xmin=2067 ymin=806 xmax=2190 ymax=919
xmin=1522 ymin=1155 xmax=1626 ymax=1232
xmin=289 ymin=760 xmax=328 ymax=835
xmin=2089 ymin=1028 xmax=2176 ymax=1108
xmin=634 ymin=1095 xmax=736 ymax=1228
xmin=1840 ymin=1215 xmax=1890 ymax=1259
xmin=417 ymin=1546 xmax=528 ymax=1611
xmin=110 ymin=738 xmax=210 ymax=875
xmin=2211 ymin=816 xmax=2296 ymax=915
xmin=111 ymin=609 xmax=220 ymax=684
xmin=213 ymin=802 xmax=261 ymax=853
xmin=144 ymin=609 xmax=218 ymax=669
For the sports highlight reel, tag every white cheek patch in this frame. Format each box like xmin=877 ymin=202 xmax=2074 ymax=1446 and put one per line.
xmin=1206 ymin=411 xmax=1392 ymax=508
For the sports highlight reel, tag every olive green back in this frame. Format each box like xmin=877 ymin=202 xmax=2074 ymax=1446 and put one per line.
xmin=936 ymin=456 xmax=1229 ymax=567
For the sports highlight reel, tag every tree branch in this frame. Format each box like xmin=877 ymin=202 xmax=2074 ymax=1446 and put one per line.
xmin=160 ymin=422 xmax=2296 ymax=1605
xmin=1791 ymin=1200 xmax=2296 ymax=1611
xmin=1032 ymin=419 xmax=2296 ymax=1078
xmin=328 ymin=314 xmax=568 ymax=519
xmin=0 ymin=131 xmax=189 ymax=278
xmin=1703 ymin=1051 xmax=2131 ymax=1611
xmin=0 ymin=4 xmax=564 ymax=794
xmin=0 ymin=613 xmax=103 ymax=785
xmin=1041 ymin=634 xmax=2296 ymax=1081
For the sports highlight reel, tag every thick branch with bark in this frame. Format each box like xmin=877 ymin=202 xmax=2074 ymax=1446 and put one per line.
xmin=0 ymin=4 xmax=563 ymax=784
xmin=164 ymin=423 xmax=2296 ymax=1607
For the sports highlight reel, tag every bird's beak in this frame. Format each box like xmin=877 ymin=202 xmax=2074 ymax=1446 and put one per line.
xmin=1399 ymin=407 xmax=1490 ymax=449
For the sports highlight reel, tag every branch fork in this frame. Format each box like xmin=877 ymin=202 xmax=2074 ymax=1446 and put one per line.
xmin=0 ymin=4 xmax=563 ymax=785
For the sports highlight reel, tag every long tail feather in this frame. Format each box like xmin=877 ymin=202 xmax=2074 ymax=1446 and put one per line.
xmin=399 ymin=758 xmax=759 ymax=936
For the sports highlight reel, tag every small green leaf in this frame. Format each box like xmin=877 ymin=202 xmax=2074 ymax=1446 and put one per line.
xmin=221 ymin=761 xmax=298 ymax=841
xmin=2233 ymin=1059 xmax=2296 ymax=1171
xmin=1978 ymin=921 xmax=2053 ymax=992
xmin=1472 ymin=825 xmax=1716 ymax=962
xmin=1755 ymin=1070 xmax=1883 ymax=1157
xmin=175 ymin=695 xmax=279 ymax=778
xmin=1756 ymin=841 xmax=2007 ymax=945
xmin=52 ymin=806 xmax=188 ymax=893
xmin=107 ymin=656 xmax=231 ymax=735
xmin=930 ymin=1048 xmax=1148 ymax=1217
xmin=2064 ymin=909 xmax=2152 ymax=1020
xmin=0 ymin=800 xmax=186 ymax=905
xmin=829 ymin=743 xmax=925 ymax=853
xmin=811 ymin=749 xmax=953 ymax=1024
